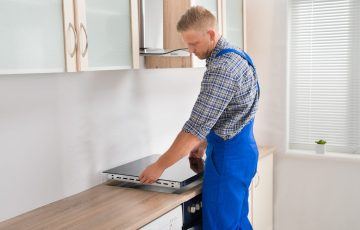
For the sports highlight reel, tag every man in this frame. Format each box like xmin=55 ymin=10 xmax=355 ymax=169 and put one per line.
xmin=139 ymin=6 xmax=259 ymax=230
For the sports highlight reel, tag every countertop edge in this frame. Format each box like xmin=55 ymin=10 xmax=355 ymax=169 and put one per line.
xmin=259 ymin=146 xmax=276 ymax=159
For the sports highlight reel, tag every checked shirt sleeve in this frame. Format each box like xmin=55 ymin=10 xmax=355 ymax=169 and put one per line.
xmin=183 ymin=64 xmax=237 ymax=140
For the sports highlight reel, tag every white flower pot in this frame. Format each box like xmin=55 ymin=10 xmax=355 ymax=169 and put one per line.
xmin=316 ymin=144 xmax=326 ymax=154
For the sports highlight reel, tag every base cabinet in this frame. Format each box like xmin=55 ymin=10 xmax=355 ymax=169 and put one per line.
xmin=140 ymin=205 xmax=182 ymax=230
xmin=250 ymin=152 xmax=274 ymax=230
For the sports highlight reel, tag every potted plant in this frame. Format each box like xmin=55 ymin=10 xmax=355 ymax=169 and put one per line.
xmin=315 ymin=139 xmax=327 ymax=154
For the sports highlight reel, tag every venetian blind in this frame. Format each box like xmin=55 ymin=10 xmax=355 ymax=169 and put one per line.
xmin=289 ymin=0 xmax=360 ymax=153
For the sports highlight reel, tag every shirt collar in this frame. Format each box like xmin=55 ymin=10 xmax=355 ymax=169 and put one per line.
xmin=206 ymin=36 xmax=228 ymax=66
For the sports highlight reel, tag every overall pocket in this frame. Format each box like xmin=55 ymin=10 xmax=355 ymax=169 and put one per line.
xmin=203 ymin=144 xmax=223 ymax=204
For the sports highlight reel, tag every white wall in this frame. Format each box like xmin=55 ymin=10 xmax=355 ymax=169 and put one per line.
xmin=246 ymin=0 xmax=287 ymax=154
xmin=246 ymin=0 xmax=360 ymax=230
xmin=0 ymin=68 xmax=203 ymax=222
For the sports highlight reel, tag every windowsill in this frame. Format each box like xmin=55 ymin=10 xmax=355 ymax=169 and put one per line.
xmin=286 ymin=149 xmax=360 ymax=163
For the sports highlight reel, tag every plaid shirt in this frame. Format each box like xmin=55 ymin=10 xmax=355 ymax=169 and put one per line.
xmin=183 ymin=37 xmax=259 ymax=140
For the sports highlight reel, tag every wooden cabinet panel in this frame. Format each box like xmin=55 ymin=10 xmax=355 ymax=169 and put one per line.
xmin=63 ymin=0 xmax=77 ymax=72
xmin=163 ymin=0 xmax=190 ymax=50
xmin=145 ymin=56 xmax=191 ymax=69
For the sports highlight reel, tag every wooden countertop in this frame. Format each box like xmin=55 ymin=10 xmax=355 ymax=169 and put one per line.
xmin=0 ymin=146 xmax=274 ymax=230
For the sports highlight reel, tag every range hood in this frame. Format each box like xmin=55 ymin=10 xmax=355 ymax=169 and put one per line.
xmin=139 ymin=48 xmax=189 ymax=56
xmin=138 ymin=0 xmax=189 ymax=57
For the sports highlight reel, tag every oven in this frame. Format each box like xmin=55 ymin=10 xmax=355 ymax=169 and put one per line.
xmin=140 ymin=193 xmax=202 ymax=230
xmin=182 ymin=194 xmax=202 ymax=230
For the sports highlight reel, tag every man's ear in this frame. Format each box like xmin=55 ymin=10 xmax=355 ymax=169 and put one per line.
xmin=207 ymin=29 xmax=216 ymax=42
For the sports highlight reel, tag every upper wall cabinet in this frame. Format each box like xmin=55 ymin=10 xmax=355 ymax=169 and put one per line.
xmin=0 ymin=0 xmax=139 ymax=75
xmin=0 ymin=0 xmax=66 ymax=74
xmin=63 ymin=0 xmax=139 ymax=72
xmin=70 ymin=0 xmax=139 ymax=71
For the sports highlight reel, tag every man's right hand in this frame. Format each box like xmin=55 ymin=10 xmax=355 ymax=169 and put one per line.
xmin=189 ymin=140 xmax=207 ymax=158
xmin=189 ymin=157 xmax=204 ymax=173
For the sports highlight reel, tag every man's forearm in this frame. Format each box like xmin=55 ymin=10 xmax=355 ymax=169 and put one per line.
xmin=157 ymin=130 xmax=202 ymax=169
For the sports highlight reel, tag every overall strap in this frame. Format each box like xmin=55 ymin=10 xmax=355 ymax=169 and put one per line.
xmin=216 ymin=48 xmax=255 ymax=70
xmin=216 ymin=48 xmax=260 ymax=98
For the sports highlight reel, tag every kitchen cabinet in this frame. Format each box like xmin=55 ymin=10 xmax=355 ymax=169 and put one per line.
xmin=139 ymin=205 xmax=183 ymax=230
xmin=63 ymin=0 xmax=139 ymax=72
xmin=74 ymin=0 xmax=139 ymax=71
xmin=249 ymin=150 xmax=274 ymax=230
xmin=0 ymin=0 xmax=66 ymax=74
xmin=0 ymin=0 xmax=138 ymax=75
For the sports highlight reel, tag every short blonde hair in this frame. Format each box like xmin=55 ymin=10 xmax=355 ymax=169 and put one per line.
xmin=177 ymin=6 xmax=217 ymax=32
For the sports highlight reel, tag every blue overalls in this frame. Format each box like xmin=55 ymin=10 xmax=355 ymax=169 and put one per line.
xmin=202 ymin=49 xmax=259 ymax=230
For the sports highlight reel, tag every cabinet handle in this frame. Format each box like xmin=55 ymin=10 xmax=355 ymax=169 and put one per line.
xmin=67 ymin=23 xmax=77 ymax=58
xmin=254 ymin=174 xmax=260 ymax=188
xmin=80 ymin=23 xmax=88 ymax=57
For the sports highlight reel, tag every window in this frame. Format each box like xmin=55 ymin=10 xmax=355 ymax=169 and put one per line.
xmin=289 ymin=0 xmax=360 ymax=154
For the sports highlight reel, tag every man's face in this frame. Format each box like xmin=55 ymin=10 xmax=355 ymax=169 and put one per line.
xmin=181 ymin=29 xmax=213 ymax=60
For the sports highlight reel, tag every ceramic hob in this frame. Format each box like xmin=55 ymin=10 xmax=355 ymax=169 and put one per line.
xmin=103 ymin=154 xmax=204 ymax=190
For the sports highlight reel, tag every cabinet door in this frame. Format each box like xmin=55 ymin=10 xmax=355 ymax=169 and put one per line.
xmin=139 ymin=205 xmax=183 ymax=230
xmin=80 ymin=0 xmax=137 ymax=71
xmin=222 ymin=0 xmax=244 ymax=49
xmin=63 ymin=0 xmax=77 ymax=72
xmin=248 ymin=183 xmax=253 ymax=225
xmin=253 ymin=153 xmax=273 ymax=230
xmin=0 ymin=0 xmax=65 ymax=74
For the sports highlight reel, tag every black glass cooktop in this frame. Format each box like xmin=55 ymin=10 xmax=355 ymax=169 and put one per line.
xmin=103 ymin=154 xmax=204 ymax=189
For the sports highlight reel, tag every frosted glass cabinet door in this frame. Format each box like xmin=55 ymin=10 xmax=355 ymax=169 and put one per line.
xmin=0 ymin=0 xmax=65 ymax=74
xmin=223 ymin=0 xmax=244 ymax=49
xmin=85 ymin=0 xmax=133 ymax=70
